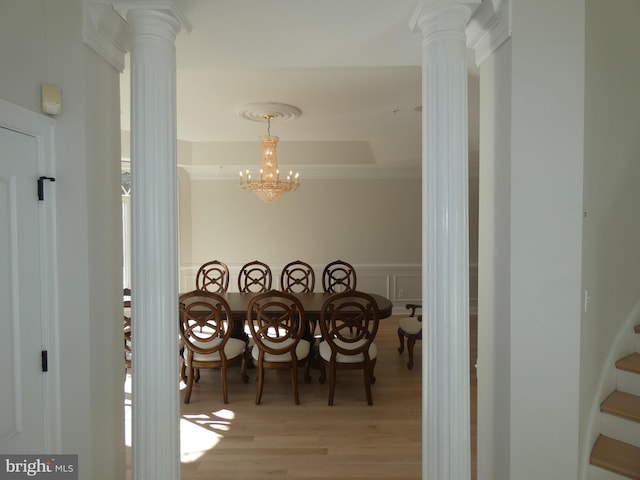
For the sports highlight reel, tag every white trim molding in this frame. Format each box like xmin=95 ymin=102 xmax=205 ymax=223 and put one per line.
xmin=466 ymin=0 xmax=512 ymax=66
xmin=82 ymin=1 xmax=131 ymax=72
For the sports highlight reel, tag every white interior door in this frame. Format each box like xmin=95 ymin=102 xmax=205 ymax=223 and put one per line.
xmin=0 ymin=125 xmax=47 ymax=453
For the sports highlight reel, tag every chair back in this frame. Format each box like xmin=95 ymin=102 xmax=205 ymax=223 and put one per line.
xmin=322 ymin=260 xmax=357 ymax=293
xmin=319 ymin=290 xmax=380 ymax=358
xmin=246 ymin=290 xmax=306 ymax=357
xmin=179 ymin=291 xmax=234 ymax=359
xmin=238 ymin=260 xmax=272 ymax=293
xmin=280 ymin=260 xmax=315 ymax=293
xmin=196 ymin=260 xmax=230 ymax=293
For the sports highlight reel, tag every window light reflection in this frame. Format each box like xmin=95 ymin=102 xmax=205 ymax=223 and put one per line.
xmin=124 ymin=374 xmax=235 ymax=463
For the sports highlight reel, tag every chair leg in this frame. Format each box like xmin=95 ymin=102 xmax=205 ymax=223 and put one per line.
xmin=328 ymin=367 xmax=336 ymax=406
xmin=184 ymin=365 xmax=195 ymax=404
xmin=255 ymin=364 xmax=264 ymax=405
xmin=397 ymin=328 xmax=405 ymax=354
xmin=406 ymin=336 xmax=416 ymax=370
xmin=370 ymin=360 xmax=377 ymax=385
xmin=180 ymin=359 xmax=187 ymax=383
xmin=363 ymin=365 xmax=373 ymax=406
xmin=319 ymin=363 xmax=326 ymax=384
xmin=240 ymin=352 xmax=250 ymax=383
xmin=220 ymin=364 xmax=229 ymax=404
xmin=303 ymin=358 xmax=312 ymax=383
xmin=291 ymin=365 xmax=300 ymax=405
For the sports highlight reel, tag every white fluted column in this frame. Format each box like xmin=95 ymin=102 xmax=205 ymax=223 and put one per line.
xmin=123 ymin=4 xmax=185 ymax=480
xmin=411 ymin=1 xmax=479 ymax=479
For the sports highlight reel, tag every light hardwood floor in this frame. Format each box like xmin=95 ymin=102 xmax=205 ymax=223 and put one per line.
xmin=126 ymin=314 xmax=478 ymax=479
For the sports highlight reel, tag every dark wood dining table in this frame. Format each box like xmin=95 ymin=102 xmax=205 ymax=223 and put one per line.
xmin=181 ymin=291 xmax=394 ymax=341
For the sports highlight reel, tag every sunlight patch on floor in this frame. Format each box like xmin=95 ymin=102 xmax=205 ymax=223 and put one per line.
xmin=125 ymin=373 xmax=234 ymax=461
xmin=180 ymin=410 xmax=234 ymax=463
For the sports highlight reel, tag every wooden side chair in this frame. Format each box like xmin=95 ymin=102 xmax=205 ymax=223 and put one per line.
xmin=242 ymin=290 xmax=312 ymax=405
xmin=318 ymin=290 xmax=380 ymax=405
xmin=397 ymin=303 xmax=422 ymax=370
xmin=322 ymin=260 xmax=357 ymax=293
xmin=280 ymin=260 xmax=315 ymax=293
xmin=179 ymin=290 xmax=249 ymax=404
xmin=195 ymin=260 xmax=230 ymax=293
xmin=123 ymin=299 xmax=132 ymax=374
xmin=238 ymin=260 xmax=272 ymax=293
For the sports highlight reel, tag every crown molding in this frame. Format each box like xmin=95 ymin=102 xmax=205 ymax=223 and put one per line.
xmin=466 ymin=0 xmax=512 ymax=66
xmin=82 ymin=2 xmax=131 ymax=72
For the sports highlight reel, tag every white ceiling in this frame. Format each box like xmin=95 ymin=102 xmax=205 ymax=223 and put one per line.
xmin=120 ymin=0 xmax=479 ymax=172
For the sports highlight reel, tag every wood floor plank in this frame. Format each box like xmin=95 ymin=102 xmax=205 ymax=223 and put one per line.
xmin=126 ymin=314 xmax=478 ymax=480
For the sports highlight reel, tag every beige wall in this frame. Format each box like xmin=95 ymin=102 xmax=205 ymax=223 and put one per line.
xmin=178 ymin=175 xmax=426 ymax=305
xmin=184 ymin=177 xmax=421 ymax=265
xmin=178 ymin=170 xmax=479 ymax=310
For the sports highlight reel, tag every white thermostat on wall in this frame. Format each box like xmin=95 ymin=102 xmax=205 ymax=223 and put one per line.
xmin=41 ymin=84 xmax=62 ymax=115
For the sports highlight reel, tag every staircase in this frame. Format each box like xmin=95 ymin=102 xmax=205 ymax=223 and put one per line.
xmin=589 ymin=324 xmax=640 ymax=479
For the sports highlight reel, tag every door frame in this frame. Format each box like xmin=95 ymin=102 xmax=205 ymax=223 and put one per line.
xmin=0 ymin=99 xmax=60 ymax=452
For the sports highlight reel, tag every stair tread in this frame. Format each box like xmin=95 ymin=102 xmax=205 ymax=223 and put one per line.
xmin=617 ymin=353 xmax=640 ymax=374
xmin=591 ymin=435 xmax=640 ymax=479
xmin=602 ymin=391 xmax=640 ymax=423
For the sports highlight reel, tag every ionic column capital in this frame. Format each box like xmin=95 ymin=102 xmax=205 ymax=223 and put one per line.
xmin=410 ymin=0 xmax=481 ymax=38
xmin=113 ymin=0 xmax=191 ymax=33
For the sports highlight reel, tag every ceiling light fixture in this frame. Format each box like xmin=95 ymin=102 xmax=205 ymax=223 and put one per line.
xmin=239 ymin=104 xmax=301 ymax=203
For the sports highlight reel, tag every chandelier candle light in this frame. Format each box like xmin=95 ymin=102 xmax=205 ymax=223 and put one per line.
xmin=239 ymin=112 xmax=300 ymax=203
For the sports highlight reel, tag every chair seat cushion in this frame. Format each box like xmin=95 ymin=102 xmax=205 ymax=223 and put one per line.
xmin=251 ymin=338 xmax=311 ymax=363
xmin=399 ymin=316 xmax=422 ymax=335
xmin=185 ymin=337 xmax=246 ymax=362
xmin=318 ymin=339 xmax=378 ymax=364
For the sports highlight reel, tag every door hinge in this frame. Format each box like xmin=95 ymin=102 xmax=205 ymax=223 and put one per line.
xmin=41 ymin=350 xmax=48 ymax=372
xmin=37 ymin=176 xmax=56 ymax=201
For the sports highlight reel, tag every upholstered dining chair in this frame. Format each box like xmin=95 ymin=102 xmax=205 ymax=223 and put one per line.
xmin=322 ymin=260 xmax=357 ymax=293
xmin=195 ymin=260 xmax=230 ymax=293
xmin=280 ymin=260 xmax=315 ymax=293
xmin=238 ymin=260 xmax=272 ymax=293
xmin=318 ymin=290 xmax=380 ymax=405
xmin=123 ymin=299 xmax=132 ymax=374
xmin=242 ymin=290 xmax=311 ymax=405
xmin=397 ymin=303 xmax=422 ymax=370
xmin=179 ymin=290 xmax=249 ymax=404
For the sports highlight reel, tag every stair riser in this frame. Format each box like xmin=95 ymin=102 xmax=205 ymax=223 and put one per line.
xmin=600 ymin=413 xmax=640 ymax=448
xmin=617 ymin=370 xmax=640 ymax=396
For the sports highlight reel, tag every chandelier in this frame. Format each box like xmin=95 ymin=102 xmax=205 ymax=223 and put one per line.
xmin=239 ymin=113 xmax=300 ymax=203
